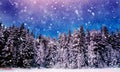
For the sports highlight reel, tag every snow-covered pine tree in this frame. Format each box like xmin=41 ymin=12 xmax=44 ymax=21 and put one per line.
xmin=108 ymin=32 xmax=120 ymax=67
xmin=34 ymin=35 xmax=45 ymax=68
xmin=47 ymin=38 xmax=58 ymax=68
xmin=10 ymin=26 xmax=22 ymax=67
xmin=0 ymin=24 xmax=120 ymax=68
xmin=57 ymin=33 xmax=69 ymax=68
xmin=41 ymin=38 xmax=50 ymax=68
xmin=56 ymin=33 xmax=62 ymax=68
xmin=15 ymin=24 xmax=26 ymax=67
xmin=16 ymin=24 xmax=35 ymax=68
xmin=66 ymin=30 xmax=73 ymax=68
xmin=61 ymin=35 xmax=69 ymax=68
xmin=23 ymin=30 xmax=35 ymax=68
xmin=0 ymin=23 xmax=5 ymax=63
xmin=116 ymin=30 xmax=120 ymax=67
xmin=69 ymin=30 xmax=79 ymax=69
xmin=0 ymin=29 xmax=14 ymax=67
xmin=93 ymin=31 xmax=108 ymax=68
xmin=87 ymin=30 xmax=100 ymax=68
xmin=78 ymin=26 xmax=87 ymax=68
xmin=8 ymin=26 xmax=18 ymax=67
xmin=85 ymin=30 xmax=91 ymax=68
xmin=0 ymin=24 xmax=7 ymax=67
xmin=100 ymin=26 xmax=112 ymax=67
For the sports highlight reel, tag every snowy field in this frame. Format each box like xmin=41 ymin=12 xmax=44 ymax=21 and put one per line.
xmin=0 ymin=68 xmax=120 ymax=72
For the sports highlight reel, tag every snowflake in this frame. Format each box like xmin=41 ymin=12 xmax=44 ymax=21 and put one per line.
xmin=92 ymin=12 xmax=95 ymax=16
xmin=50 ymin=23 xmax=53 ymax=26
xmin=62 ymin=17 xmax=66 ymax=19
xmin=116 ymin=1 xmax=119 ymax=4
xmin=48 ymin=26 xmax=52 ymax=30
xmin=57 ymin=31 xmax=60 ymax=34
xmin=88 ymin=9 xmax=92 ymax=13
xmin=61 ymin=4 xmax=65 ymax=7
xmin=30 ymin=17 xmax=34 ymax=20
xmin=14 ymin=2 xmax=19 ymax=6
xmin=0 ymin=1 xmax=2 ymax=5
xmin=75 ymin=10 xmax=79 ymax=15
xmin=24 ymin=23 xmax=27 ymax=26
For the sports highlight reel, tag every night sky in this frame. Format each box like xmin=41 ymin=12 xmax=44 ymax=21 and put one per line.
xmin=0 ymin=0 xmax=120 ymax=38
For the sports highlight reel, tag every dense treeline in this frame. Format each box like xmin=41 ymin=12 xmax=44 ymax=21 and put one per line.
xmin=0 ymin=23 xmax=120 ymax=68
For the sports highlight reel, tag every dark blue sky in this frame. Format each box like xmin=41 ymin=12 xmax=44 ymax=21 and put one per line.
xmin=0 ymin=0 xmax=120 ymax=38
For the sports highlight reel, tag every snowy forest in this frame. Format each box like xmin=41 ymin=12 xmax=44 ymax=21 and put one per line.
xmin=0 ymin=23 xmax=120 ymax=68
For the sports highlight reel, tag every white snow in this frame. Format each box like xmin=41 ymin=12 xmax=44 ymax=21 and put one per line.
xmin=75 ymin=10 xmax=79 ymax=15
xmin=0 ymin=68 xmax=120 ymax=72
xmin=92 ymin=12 xmax=95 ymax=16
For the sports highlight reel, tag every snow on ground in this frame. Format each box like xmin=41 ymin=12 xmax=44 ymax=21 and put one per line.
xmin=0 ymin=68 xmax=120 ymax=72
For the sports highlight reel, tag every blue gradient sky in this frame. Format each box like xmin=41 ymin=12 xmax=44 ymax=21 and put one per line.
xmin=0 ymin=0 xmax=120 ymax=38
